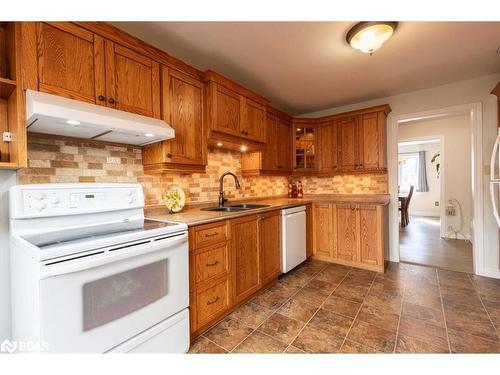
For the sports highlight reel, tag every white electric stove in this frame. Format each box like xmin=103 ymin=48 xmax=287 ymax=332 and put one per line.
xmin=9 ymin=183 xmax=189 ymax=353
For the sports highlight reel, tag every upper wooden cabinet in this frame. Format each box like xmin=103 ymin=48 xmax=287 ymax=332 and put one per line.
xmin=293 ymin=118 xmax=317 ymax=173
xmin=241 ymin=107 xmax=292 ymax=176
xmin=338 ymin=116 xmax=360 ymax=171
xmin=318 ymin=120 xmax=339 ymax=174
xmin=35 ymin=22 xmax=103 ymax=104
xmin=143 ymin=66 xmax=206 ymax=174
xmin=104 ymin=41 xmax=160 ymax=118
xmin=358 ymin=111 xmax=387 ymax=170
xmin=205 ymin=70 xmax=269 ymax=151
xmin=26 ymin=22 xmax=161 ymax=119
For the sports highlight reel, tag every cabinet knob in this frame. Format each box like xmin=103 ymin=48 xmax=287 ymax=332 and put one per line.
xmin=108 ymin=97 xmax=115 ymax=104
xmin=98 ymin=95 xmax=105 ymax=101
xmin=241 ymin=130 xmax=245 ymax=135
xmin=166 ymin=153 xmax=172 ymax=158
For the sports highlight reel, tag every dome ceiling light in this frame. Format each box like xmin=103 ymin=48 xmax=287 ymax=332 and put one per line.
xmin=346 ymin=21 xmax=398 ymax=55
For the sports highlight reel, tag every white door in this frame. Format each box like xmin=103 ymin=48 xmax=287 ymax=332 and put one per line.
xmin=39 ymin=232 xmax=188 ymax=352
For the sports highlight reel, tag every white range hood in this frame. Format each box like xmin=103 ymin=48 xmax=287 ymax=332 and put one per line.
xmin=25 ymin=90 xmax=174 ymax=146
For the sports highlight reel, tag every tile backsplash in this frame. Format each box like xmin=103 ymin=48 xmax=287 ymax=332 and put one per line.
xmin=18 ymin=134 xmax=387 ymax=207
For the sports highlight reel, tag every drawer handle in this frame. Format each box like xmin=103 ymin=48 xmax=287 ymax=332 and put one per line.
xmin=206 ymin=260 xmax=219 ymax=267
xmin=207 ymin=296 xmax=220 ymax=305
xmin=204 ymin=232 xmax=219 ymax=238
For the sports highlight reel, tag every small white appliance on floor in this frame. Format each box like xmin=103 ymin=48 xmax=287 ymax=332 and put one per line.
xmin=9 ymin=183 xmax=189 ymax=353
xmin=281 ymin=205 xmax=307 ymax=273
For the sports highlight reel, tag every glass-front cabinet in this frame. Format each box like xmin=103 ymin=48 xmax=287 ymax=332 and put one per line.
xmin=293 ymin=119 xmax=317 ymax=172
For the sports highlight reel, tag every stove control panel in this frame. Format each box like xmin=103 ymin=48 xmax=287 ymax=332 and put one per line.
xmin=10 ymin=184 xmax=144 ymax=218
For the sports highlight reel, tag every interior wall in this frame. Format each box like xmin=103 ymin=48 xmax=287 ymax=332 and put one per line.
xmin=398 ymin=141 xmax=441 ymax=217
xmin=302 ymin=73 xmax=500 ymax=278
xmin=0 ymin=170 xmax=16 ymax=341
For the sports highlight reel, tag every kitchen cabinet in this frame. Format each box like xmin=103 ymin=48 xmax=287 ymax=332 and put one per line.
xmin=205 ymin=70 xmax=269 ymax=152
xmin=241 ymin=108 xmax=292 ymax=176
xmin=312 ymin=202 xmax=387 ymax=272
xmin=260 ymin=210 xmax=282 ymax=286
xmin=318 ymin=119 xmax=339 ymax=174
xmin=293 ymin=118 xmax=317 ymax=173
xmin=231 ymin=215 xmax=261 ymax=304
xmin=338 ymin=116 xmax=359 ymax=171
xmin=26 ymin=22 xmax=161 ymax=118
xmin=35 ymin=22 xmax=104 ymax=104
xmin=358 ymin=112 xmax=387 ymax=170
xmin=143 ymin=66 xmax=206 ymax=174
xmin=312 ymin=203 xmax=333 ymax=258
xmin=104 ymin=41 xmax=161 ymax=118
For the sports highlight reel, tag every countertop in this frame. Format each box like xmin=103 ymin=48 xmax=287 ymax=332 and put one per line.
xmin=146 ymin=194 xmax=390 ymax=227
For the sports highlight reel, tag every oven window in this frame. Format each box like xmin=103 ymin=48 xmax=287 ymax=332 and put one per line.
xmin=83 ymin=259 xmax=168 ymax=331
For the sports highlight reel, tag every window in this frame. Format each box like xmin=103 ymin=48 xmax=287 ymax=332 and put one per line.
xmin=398 ymin=153 xmax=419 ymax=193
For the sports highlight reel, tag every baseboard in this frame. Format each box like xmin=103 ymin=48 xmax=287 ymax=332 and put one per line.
xmin=409 ymin=211 xmax=440 ymax=217
xmin=477 ymin=267 xmax=500 ymax=279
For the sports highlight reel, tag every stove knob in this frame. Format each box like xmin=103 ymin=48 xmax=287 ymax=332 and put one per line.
xmin=128 ymin=197 xmax=134 ymax=204
xmin=35 ymin=202 xmax=47 ymax=212
xmin=34 ymin=193 xmax=46 ymax=201
xmin=51 ymin=196 xmax=61 ymax=205
xmin=127 ymin=190 xmax=134 ymax=196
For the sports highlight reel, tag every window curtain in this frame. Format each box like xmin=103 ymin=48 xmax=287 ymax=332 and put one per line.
xmin=417 ymin=151 xmax=429 ymax=192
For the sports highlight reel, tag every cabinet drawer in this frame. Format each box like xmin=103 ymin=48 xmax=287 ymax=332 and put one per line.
xmin=193 ymin=222 xmax=227 ymax=248
xmin=194 ymin=243 xmax=228 ymax=285
xmin=195 ymin=277 xmax=229 ymax=328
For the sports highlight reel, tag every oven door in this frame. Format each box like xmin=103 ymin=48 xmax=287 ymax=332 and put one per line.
xmin=38 ymin=232 xmax=188 ymax=353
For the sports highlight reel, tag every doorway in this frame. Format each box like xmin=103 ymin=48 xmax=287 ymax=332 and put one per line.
xmin=387 ymin=103 xmax=483 ymax=275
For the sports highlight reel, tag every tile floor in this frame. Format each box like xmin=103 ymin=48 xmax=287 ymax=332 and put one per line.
xmin=189 ymin=260 xmax=500 ymax=354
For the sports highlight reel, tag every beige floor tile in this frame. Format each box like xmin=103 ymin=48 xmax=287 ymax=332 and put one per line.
xmin=322 ymin=295 xmax=362 ymax=318
xmin=292 ymin=324 xmax=344 ymax=353
xmin=395 ymin=334 xmax=449 ymax=353
xmin=397 ymin=316 xmax=449 ymax=350
xmin=346 ymin=320 xmax=396 ymax=353
xmin=448 ymin=329 xmax=500 ymax=353
xmin=229 ymin=301 xmax=275 ymax=329
xmin=277 ymin=298 xmax=319 ymax=323
xmin=401 ymin=301 xmax=445 ymax=327
xmin=257 ymin=313 xmax=305 ymax=344
xmin=356 ymin=304 xmax=400 ymax=332
xmin=340 ymin=339 xmax=383 ymax=354
xmin=188 ymin=336 xmax=227 ymax=354
xmin=232 ymin=331 xmax=287 ymax=353
xmin=308 ymin=308 xmax=353 ymax=337
xmin=204 ymin=317 xmax=254 ymax=351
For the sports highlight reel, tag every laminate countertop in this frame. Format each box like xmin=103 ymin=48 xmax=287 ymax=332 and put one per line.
xmin=146 ymin=194 xmax=390 ymax=227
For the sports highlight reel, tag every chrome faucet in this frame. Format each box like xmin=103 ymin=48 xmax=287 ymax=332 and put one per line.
xmin=219 ymin=172 xmax=241 ymax=207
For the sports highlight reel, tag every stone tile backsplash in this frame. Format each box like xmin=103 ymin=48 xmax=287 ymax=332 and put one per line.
xmin=17 ymin=134 xmax=387 ymax=207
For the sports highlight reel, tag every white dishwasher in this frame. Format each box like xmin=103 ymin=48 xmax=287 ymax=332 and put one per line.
xmin=281 ymin=205 xmax=307 ymax=273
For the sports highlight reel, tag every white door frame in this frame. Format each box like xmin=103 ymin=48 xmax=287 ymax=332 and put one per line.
xmin=387 ymin=102 xmax=483 ymax=275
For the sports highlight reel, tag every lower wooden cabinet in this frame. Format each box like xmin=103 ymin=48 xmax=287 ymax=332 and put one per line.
xmin=260 ymin=211 xmax=282 ymax=286
xmin=189 ymin=210 xmax=282 ymax=338
xmin=312 ymin=202 xmax=387 ymax=272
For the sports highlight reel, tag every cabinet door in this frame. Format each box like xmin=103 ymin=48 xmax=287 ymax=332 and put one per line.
xmin=231 ymin=215 xmax=261 ymax=304
xmin=105 ymin=42 xmax=161 ymax=118
xmin=318 ymin=121 xmax=338 ymax=173
xmin=161 ymin=67 xmax=205 ymax=165
xmin=261 ymin=114 xmax=278 ymax=170
xmin=210 ymin=83 xmax=241 ymax=137
xmin=36 ymin=22 xmax=105 ymax=104
xmin=359 ymin=112 xmax=385 ymax=170
xmin=312 ymin=204 xmax=333 ymax=258
xmin=277 ymin=118 xmax=292 ymax=171
xmin=335 ymin=204 xmax=358 ymax=262
xmin=338 ymin=117 xmax=359 ymax=171
xmin=242 ymin=97 xmax=266 ymax=143
xmin=358 ymin=205 xmax=382 ymax=266
xmin=260 ymin=211 xmax=281 ymax=285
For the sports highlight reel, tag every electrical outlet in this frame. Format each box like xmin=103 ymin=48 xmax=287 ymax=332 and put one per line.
xmin=434 ymin=201 xmax=439 ymax=206
xmin=3 ymin=132 xmax=12 ymax=142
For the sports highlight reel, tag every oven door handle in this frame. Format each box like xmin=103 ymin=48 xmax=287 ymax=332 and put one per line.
xmin=40 ymin=232 xmax=188 ymax=278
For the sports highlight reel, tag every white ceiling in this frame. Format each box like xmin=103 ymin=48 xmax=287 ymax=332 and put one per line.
xmin=112 ymin=22 xmax=500 ymax=115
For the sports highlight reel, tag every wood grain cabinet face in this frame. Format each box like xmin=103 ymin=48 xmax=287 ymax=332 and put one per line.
xmin=105 ymin=42 xmax=160 ymax=118
xmin=335 ymin=204 xmax=358 ymax=262
xmin=313 ymin=204 xmax=333 ymax=258
xmin=359 ymin=112 xmax=386 ymax=170
xmin=193 ymin=243 xmax=228 ymax=286
xmin=231 ymin=215 xmax=261 ymax=304
xmin=261 ymin=114 xmax=278 ymax=170
xmin=338 ymin=117 xmax=360 ymax=171
xmin=277 ymin=118 xmax=292 ymax=171
xmin=194 ymin=277 xmax=230 ymax=329
xmin=212 ymin=84 xmax=241 ymax=137
xmin=36 ymin=22 xmax=103 ymax=104
xmin=318 ymin=121 xmax=338 ymax=173
xmin=358 ymin=205 xmax=382 ymax=266
xmin=260 ymin=211 xmax=281 ymax=286
xmin=241 ymin=97 xmax=266 ymax=143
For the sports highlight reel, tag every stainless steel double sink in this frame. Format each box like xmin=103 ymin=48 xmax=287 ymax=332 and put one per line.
xmin=201 ymin=203 xmax=270 ymax=212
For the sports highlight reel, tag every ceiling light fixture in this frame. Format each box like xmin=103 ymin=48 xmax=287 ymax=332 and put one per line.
xmin=346 ymin=22 xmax=398 ymax=55
xmin=144 ymin=133 xmax=155 ymax=138
xmin=66 ymin=120 xmax=80 ymax=126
